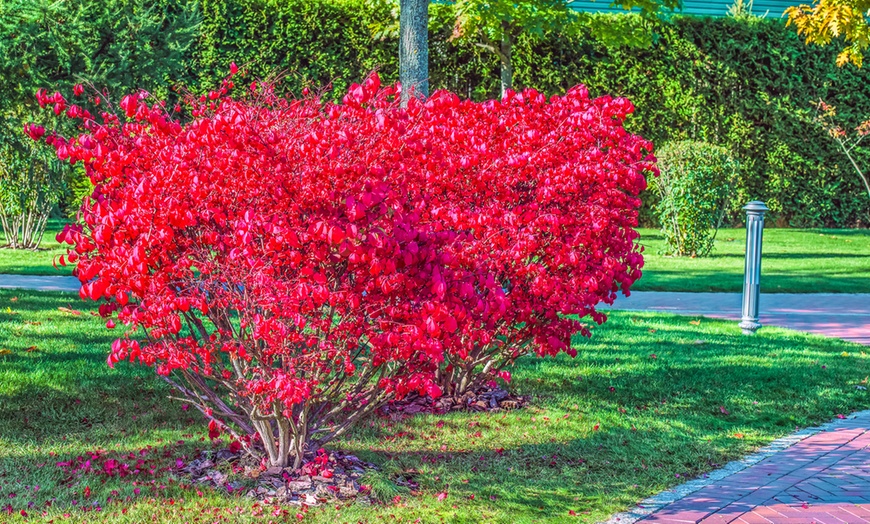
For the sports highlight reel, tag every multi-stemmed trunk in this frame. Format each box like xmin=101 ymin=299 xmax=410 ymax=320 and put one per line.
xmin=250 ymin=412 xmax=307 ymax=469
xmin=830 ymin=131 xmax=870 ymax=214
xmin=0 ymin=209 xmax=48 ymax=250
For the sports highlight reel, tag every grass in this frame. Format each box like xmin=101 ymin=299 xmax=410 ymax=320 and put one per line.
xmin=636 ymin=227 xmax=870 ymax=294
xmin=0 ymin=219 xmax=72 ymax=276
xmin=3 ymin=225 xmax=869 ymax=294
xmin=2 ymin=290 xmax=869 ymax=522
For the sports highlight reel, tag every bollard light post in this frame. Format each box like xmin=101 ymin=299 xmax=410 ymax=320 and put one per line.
xmin=739 ymin=201 xmax=768 ymax=335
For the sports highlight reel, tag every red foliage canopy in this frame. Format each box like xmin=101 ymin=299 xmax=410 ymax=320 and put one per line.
xmin=32 ymin=72 xmax=654 ymax=467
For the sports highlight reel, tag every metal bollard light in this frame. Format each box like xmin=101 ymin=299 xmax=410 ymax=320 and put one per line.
xmin=739 ymin=201 xmax=769 ymax=335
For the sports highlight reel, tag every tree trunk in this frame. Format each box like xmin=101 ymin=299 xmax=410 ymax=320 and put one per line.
xmin=500 ymin=29 xmax=513 ymax=98
xmin=399 ymin=0 xmax=429 ymax=106
xmin=0 ymin=210 xmax=48 ymax=250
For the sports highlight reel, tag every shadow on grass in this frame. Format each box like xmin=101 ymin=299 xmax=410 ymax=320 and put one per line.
xmin=337 ymin=427 xmax=692 ymax=517
xmin=0 ymin=291 xmax=79 ymax=306
xmin=1 ymin=292 xmax=869 ymax=522
xmin=0 ymin=425 xmax=672 ymax=522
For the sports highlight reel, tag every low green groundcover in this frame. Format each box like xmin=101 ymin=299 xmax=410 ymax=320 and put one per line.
xmin=636 ymin=228 xmax=870 ymax=293
xmin=1 ymin=290 xmax=867 ymax=522
xmin=0 ymin=220 xmax=71 ymax=276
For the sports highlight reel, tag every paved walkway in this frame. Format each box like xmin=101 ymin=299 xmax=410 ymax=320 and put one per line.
xmin=614 ymin=292 xmax=870 ymax=345
xmin=1 ymin=278 xmax=868 ymax=344
xmin=622 ymin=411 xmax=870 ymax=523
xmin=0 ymin=274 xmax=80 ymax=293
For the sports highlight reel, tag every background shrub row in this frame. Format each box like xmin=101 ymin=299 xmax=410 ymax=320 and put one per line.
xmin=9 ymin=0 xmax=870 ymax=227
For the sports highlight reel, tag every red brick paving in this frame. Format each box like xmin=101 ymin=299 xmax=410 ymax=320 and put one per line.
xmin=642 ymin=419 xmax=870 ymax=523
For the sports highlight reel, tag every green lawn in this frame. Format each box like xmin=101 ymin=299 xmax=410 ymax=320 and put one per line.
xmin=636 ymin=228 xmax=870 ymax=293
xmin=2 ymin=225 xmax=868 ymax=293
xmin=2 ymin=290 xmax=868 ymax=523
xmin=0 ymin=219 xmax=72 ymax=276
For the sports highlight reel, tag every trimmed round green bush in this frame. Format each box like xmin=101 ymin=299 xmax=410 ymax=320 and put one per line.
xmin=652 ymin=140 xmax=739 ymax=257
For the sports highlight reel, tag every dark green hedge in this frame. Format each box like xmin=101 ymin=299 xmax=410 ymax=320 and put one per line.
xmin=11 ymin=0 xmax=868 ymax=226
xmin=529 ymin=16 xmax=870 ymax=228
xmin=1 ymin=0 xmax=202 ymax=218
xmin=192 ymin=1 xmax=870 ymax=227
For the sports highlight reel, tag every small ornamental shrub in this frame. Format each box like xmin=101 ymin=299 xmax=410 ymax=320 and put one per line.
xmin=814 ymin=101 xmax=870 ymax=202
xmin=0 ymin=139 xmax=65 ymax=249
xmin=31 ymin=71 xmax=654 ymax=468
xmin=651 ymin=140 xmax=738 ymax=257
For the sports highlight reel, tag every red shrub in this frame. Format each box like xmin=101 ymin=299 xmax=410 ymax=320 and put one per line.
xmin=33 ymin=72 xmax=654 ymax=468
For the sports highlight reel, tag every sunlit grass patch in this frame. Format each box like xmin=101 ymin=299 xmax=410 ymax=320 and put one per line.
xmin=1 ymin=290 xmax=867 ymax=522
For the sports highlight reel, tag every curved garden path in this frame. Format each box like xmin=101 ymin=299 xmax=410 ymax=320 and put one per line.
xmin=606 ymin=411 xmax=870 ymax=524
xmin=1 ymin=278 xmax=868 ymax=344
xmin=604 ymin=292 xmax=870 ymax=522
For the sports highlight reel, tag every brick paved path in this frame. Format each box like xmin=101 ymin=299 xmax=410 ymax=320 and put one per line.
xmin=638 ymin=413 xmax=870 ymax=523
xmin=613 ymin=292 xmax=870 ymax=345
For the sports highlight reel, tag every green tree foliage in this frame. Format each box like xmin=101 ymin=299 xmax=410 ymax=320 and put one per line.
xmin=786 ymin=0 xmax=870 ymax=66
xmin=0 ymin=0 xmax=200 ymax=244
xmin=3 ymin=0 xmax=869 ymax=228
xmin=510 ymin=15 xmax=870 ymax=227
xmin=196 ymin=0 xmax=395 ymax=97
xmin=652 ymin=141 xmax=738 ymax=256
xmin=0 ymin=0 xmax=78 ymax=245
xmin=450 ymin=0 xmax=681 ymax=96
xmin=451 ymin=0 xmax=576 ymax=96
xmin=1 ymin=0 xmax=199 ymax=104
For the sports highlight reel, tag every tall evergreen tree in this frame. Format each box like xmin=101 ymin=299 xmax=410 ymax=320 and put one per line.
xmin=0 ymin=0 xmax=200 ymax=247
